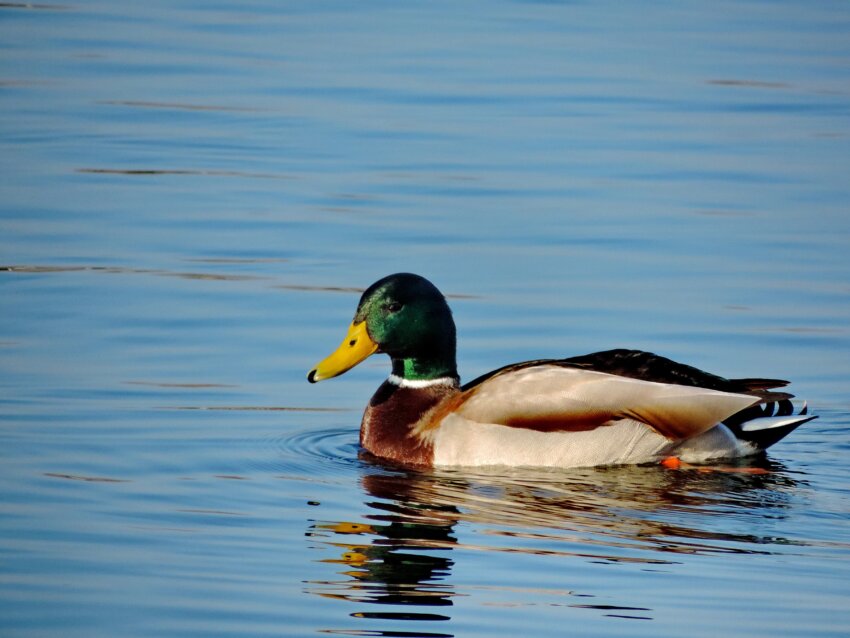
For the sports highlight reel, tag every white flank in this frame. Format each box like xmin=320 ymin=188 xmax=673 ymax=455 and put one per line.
xmin=432 ymin=414 xmax=674 ymax=468
xmin=432 ymin=417 xmax=757 ymax=468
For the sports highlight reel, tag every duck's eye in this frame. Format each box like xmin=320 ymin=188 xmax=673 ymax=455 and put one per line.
xmin=385 ymin=301 xmax=403 ymax=314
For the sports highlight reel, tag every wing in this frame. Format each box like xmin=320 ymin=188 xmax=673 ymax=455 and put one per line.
xmin=453 ymin=364 xmax=759 ymax=441
xmin=463 ymin=349 xmax=793 ymax=401
xmin=560 ymin=349 xmax=791 ymax=398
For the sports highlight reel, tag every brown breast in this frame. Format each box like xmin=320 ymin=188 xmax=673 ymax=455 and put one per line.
xmin=360 ymin=380 xmax=460 ymax=467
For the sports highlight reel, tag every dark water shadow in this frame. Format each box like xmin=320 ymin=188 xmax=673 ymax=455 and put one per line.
xmin=0 ymin=2 xmax=70 ymax=10
xmin=275 ymin=283 xmax=480 ymax=300
xmin=707 ymin=79 xmax=792 ymax=89
xmin=0 ymin=264 xmax=264 ymax=282
xmin=96 ymin=100 xmax=265 ymax=112
xmin=76 ymin=168 xmax=293 ymax=179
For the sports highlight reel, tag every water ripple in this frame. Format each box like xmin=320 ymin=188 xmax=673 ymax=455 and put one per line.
xmin=300 ymin=456 xmax=841 ymax=636
xmin=270 ymin=426 xmax=362 ymax=478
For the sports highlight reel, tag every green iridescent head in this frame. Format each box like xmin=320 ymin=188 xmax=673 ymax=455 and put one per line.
xmin=307 ymin=273 xmax=458 ymax=383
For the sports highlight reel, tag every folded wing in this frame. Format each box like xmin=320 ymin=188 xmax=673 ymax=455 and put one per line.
xmin=454 ymin=365 xmax=759 ymax=441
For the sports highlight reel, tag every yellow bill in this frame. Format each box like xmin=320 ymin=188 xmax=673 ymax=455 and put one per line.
xmin=307 ymin=321 xmax=378 ymax=383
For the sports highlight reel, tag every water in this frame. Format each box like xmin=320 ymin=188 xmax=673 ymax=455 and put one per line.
xmin=1 ymin=1 xmax=849 ymax=636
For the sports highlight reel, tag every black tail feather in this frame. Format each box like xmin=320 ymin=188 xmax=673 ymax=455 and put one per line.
xmin=776 ymin=399 xmax=794 ymax=416
xmin=726 ymin=401 xmax=816 ymax=451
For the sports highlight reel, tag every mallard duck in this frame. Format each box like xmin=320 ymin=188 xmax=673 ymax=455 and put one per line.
xmin=307 ymin=273 xmax=815 ymax=468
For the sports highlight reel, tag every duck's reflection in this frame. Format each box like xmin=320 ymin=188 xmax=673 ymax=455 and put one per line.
xmin=305 ymin=458 xmax=802 ymax=634
xmin=306 ymin=472 xmax=460 ymax=636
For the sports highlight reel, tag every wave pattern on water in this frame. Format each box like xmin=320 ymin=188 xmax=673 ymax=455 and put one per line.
xmin=301 ymin=457 xmax=827 ymax=635
xmin=3 ymin=0 xmax=850 ymax=636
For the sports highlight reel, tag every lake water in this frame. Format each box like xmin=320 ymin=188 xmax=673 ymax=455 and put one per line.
xmin=1 ymin=1 xmax=849 ymax=636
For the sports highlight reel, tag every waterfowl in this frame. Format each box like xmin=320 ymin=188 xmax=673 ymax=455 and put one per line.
xmin=307 ymin=273 xmax=815 ymax=469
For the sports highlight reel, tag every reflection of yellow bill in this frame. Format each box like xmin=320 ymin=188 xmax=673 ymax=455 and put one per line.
xmin=308 ymin=321 xmax=377 ymax=383
xmin=315 ymin=522 xmax=375 ymax=534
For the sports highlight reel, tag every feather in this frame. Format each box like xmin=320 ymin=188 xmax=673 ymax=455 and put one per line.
xmin=453 ymin=366 xmax=758 ymax=441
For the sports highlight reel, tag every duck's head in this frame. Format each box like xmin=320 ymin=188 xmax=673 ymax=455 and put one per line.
xmin=307 ymin=273 xmax=458 ymax=383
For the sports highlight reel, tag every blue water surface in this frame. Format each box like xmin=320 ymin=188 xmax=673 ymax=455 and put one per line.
xmin=1 ymin=1 xmax=849 ymax=637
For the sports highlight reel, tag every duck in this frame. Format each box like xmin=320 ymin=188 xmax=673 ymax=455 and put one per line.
xmin=307 ymin=273 xmax=815 ymax=469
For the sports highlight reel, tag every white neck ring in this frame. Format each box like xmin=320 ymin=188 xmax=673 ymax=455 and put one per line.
xmin=387 ymin=374 xmax=458 ymax=389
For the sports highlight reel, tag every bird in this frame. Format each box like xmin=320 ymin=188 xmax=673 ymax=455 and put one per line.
xmin=307 ymin=273 xmax=815 ymax=468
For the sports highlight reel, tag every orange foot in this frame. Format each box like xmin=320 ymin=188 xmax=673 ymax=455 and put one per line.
xmin=660 ymin=456 xmax=771 ymax=475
